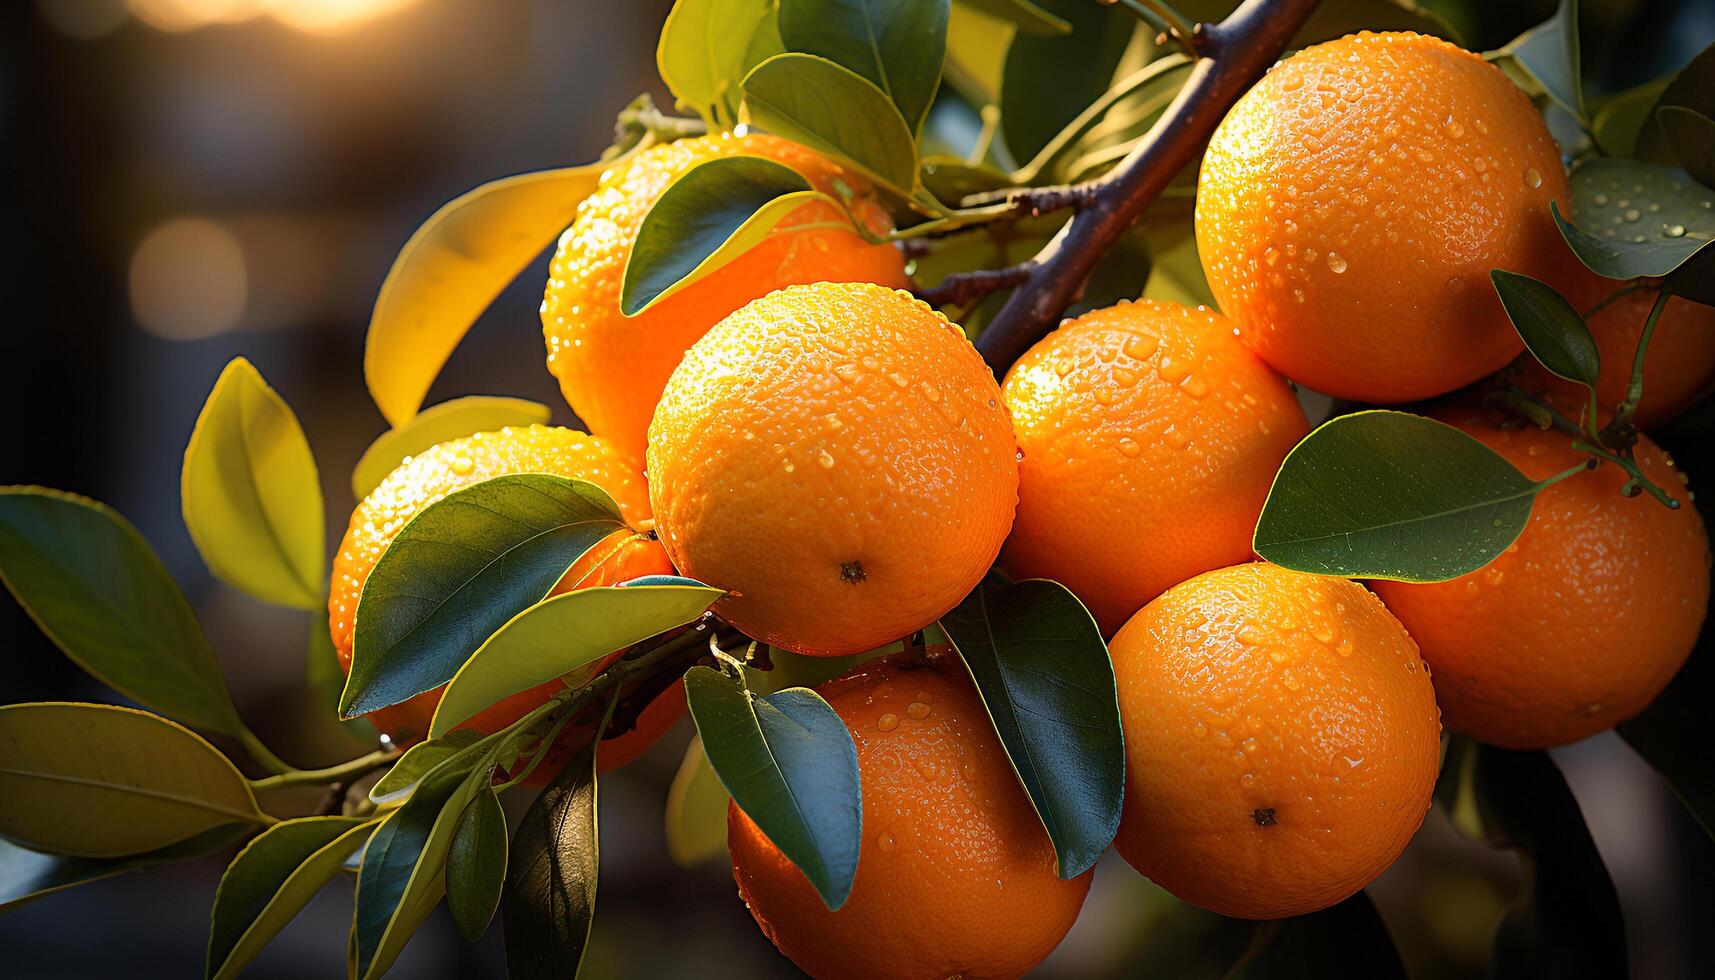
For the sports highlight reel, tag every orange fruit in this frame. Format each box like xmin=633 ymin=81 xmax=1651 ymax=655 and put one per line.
xmin=1111 ymin=562 xmax=1441 ymax=919
xmin=647 ymin=282 xmax=1018 ymax=656
xmin=1196 ymin=31 xmax=1590 ymax=402
xmin=727 ymin=647 xmax=1092 ymax=979
xmin=1372 ymin=407 xmax=1710 ymax=748
xmin=1001 ymin=299 xmax=1310 ymax=634
xmin=1523 ymin=284 xmax=1715 ymax=429
xmin=329 ymin=424 xmax=678 ymax=775
xmin=542 ymin=132 xmax=910 ymax=465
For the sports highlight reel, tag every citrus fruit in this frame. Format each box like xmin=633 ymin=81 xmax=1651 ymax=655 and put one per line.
xmin=1110 ymin=562 xmax=1441 ymax=919
xmin=328 ymin=424 xmax=677 ymax=774
xmin=727 ymin=647 xmax=1092 ymax=979
xmin=542 ymin=132 xmax=910 ymax=464
xmin=1523 ymin=284 xmax=1715 ymax=429
xmin=1196 ymin=31 xmax=1589 ymax=402
xmin=1001 ymin=299 xmax=1310 ymax=634
xmin=647 ymin=282 xmax=1019 ymax=656
xmin=1372 ymin=407 xmax=1710 ymax=748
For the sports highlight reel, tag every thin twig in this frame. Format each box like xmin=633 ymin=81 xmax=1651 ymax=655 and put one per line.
xmin=916 ymin=263 xmax=1038 ymax=309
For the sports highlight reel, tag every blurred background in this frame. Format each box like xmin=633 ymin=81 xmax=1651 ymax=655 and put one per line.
xmin=2 ymin=0 xmax=1712 ymax=976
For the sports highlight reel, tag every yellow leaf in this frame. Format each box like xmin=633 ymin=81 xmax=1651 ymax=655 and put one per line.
xmin=364 ymin=158 xmax=632 ymax=428
xmin=182 ymin=357 xmax=325 ymax=610
xmin=350 ymin=396 xmax=552 ymax=501
xmin=664 ymin=736 xmax=730 ymax=867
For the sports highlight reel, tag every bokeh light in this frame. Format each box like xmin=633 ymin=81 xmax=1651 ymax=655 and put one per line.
xmin=128 ymin=217 xmax=248 ymax=340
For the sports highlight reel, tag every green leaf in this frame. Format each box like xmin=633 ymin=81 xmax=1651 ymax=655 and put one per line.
xmin=0 ymin=703 xmax=267 ymax=858
xmin=370 ymin=730 xmax=488 ymax=805
xmin=1224 ymin=891 xmax=1407 ymax=979
xmin=181 ymin=358 xmax=325 ymax=610
xmin=938 ymin=578 xmax=1122 ymax=879
xmin=1490 ymin=271 xmax=1600 ymax=389
xmin=353 ymin=760 xmax=495 ymax=979
xmin=1498 ymin=0 xmax=1583 ymax=122
xmin=1618 ymin=641 xmax=1714 ymax=840
xmin=351 ymin=396 xmax=552 ymax=501
xmin=664 ymin=736 xmax=730 ymax=867
xmin=684 ymin=666 xmax=861 ymax=909
xmin=447 ymin=788 xmax=508 ymax=942
xmin=342 ymin=474 xmax=629 ymax=718
xmin=742 ymin=53 xmax=920 ymax=191
xmin=430 ymin=582 xmax=721 ymax=738
xmin=1253 ymin=411 xmax=1542 ymax=582
xmin=1554 ymin=159 xmax=1715 ymax=283
xmin=656 ymin=0 xmax=776 ymax=129
xmin=207 ymin=817 xmax=372 ymax=980
xmin=778 ymin=0 xmax=949 ymax=136
xmin=502 ymin=734 xmax=601 ymax=978
xmin=621 ymin=156 xmax=831 ymax=317
xmin=999 ymin=0 xmax=1130 ymax=162
xmin=953 ymin=0 xmax=1068 ymax=36
xmin=1592 ymin=76 xmax=1672 ymax=157
xmin=0 ymin=824 xmax=247 ymax=912
xmin=0 ymin=487 xmax=246 ymax=736
xmin=1659 ymin=106 xmax=1715 ymax=190
xmin=1636 ymin=42 xmax=1715 ymax=166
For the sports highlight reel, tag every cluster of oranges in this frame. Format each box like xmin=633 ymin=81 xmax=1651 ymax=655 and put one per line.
xmin=331 ymin=31 xmax=1710 ymax=978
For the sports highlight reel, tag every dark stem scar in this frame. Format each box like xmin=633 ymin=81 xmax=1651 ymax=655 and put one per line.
xmin=840 ymin=560 xmax=867 ymax=584
xmin=1251 ymin=807 xmax=1277 ymax=827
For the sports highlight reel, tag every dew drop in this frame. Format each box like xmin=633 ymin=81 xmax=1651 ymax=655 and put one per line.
xmin=448 ymin=455 xmax=475 ymax=476
xmin=907 ymin=701 xmax=931 ymax=720
xmin=833 ymin=363 xmax=859 ymax=382
xmin=878 ymin=832 xmax=896 ymax=851
xmin=1523 ymin=167 xmax=1543 ymax=189
xmin=877 ymin=713 xmax=900 ymax=732
xmin=1326 ymin=251 xmax=1348 ymax=274
xmin=1123 ymin=333 xmax=1159 ymax=360
xmin=1118 ymin=436 xmax=1142 ymax=458
xmin=1665 ymin=224 xmax=1687 ymax=238
xmin=817 ymin=450 xmax=836 ymax=470
xmin=1442 ymin=117 xmax=1465 ymax=139
xmin=1624 ymin=209 xmax=1641 ymax=222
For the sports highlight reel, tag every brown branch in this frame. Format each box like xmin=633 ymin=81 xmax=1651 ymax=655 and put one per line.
xmin=917 ymin=263 xmax=1038 ymax=309
xmin=950 ymin=0 xmax=1320 ymax=373
xmin=957 ymin=183 xmax=1099 ymax=215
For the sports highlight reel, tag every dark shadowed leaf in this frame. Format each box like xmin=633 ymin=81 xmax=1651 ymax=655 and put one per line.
xmin=1224 ymin=891 xmax=1407 ymax=980
xmin=999 ymin=0 xmax=1129 ymax=162
xmin=207 ymin=817 xmax=372 ymax=980
xmin=182 ymin=357 xmax=325 ymax=610
xmin=656 ymin=0 xmax=776 ymax=129
xmin=351 ymin=396 xmax=552 ymax=501
xmin=1497 ymin=0 xmax=1583 ymax=121
xmin=0 ymin=824 xmax=247 ymax=913
xmin=742 ymin=53 xmax=920 ymax=191
xmin=502 ymin=737 xmax=600 ymax=979
xmin=938 ymin=578 xmax=1122 ymax=879
xmin=1636 ymin=42 xmax=1715 ymax=165
xmin=0 ymin=488 xmax=245 ymax=736
xmin=1658 ymin=106 xmax=1715 ymax=189
xmin=342 ymin=474 xmax=628 ymax=718
xmin=447 ymin=788 xmax=509 ymax=942
xmin=684 ymin=666 xmax=861 ymax=909
xmin=621 ymin=156 xmax=828 ymax=316
xmin=1553 ymin=158 xmax=1715 ymax=283
xmin=1618 ymin=636 xmax=1714 ymax=841
xmin=0 ymin=703 xmax=267 ymax=859
xmin=1253 ymin=411 xmax=1543 ymax=581
xmin=1491 ymin=271 xmax=1600 ymax=389
xmin=778 ymin=0 xmax=949 ymax=136
xmin=954 ymin=0 xmax=1067 ymax=35
xmin=1591 ymin=76 xmax=1672 ymax=157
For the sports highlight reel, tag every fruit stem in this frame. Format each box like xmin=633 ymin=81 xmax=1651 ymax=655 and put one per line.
xmin=239 ymin=729 xmax=297 ymax=777
xmin=250 ymin=745 xmax=403 ymax=792
xmin=1604 ymin=287 xmax=1669 ymax=440
xmin=1109 ymin=0 xmax=1200 ymax=57
xmin=1490 ymin=386 xmax=1682 ymax=509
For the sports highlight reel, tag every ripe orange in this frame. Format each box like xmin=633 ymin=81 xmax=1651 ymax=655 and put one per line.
xmin=727 ymin=647 xmax=1092 ymax=980
xmin=1110 ymin=562 xmax=1441 ymax=919
xmin=329 ymin=424 xmax=678 ymax=775
xmin=1372 ymin=407 xmax=1710 ymax=748
xmin=1196 ymin=31 xmax=1590 ymax=402
xmin=1523 ymin=284 xmax=1715 ymax=429
xmin=1001 ymin=299 xmax=1310 ymax=634
xmin=647 ymin=282 xmax=1019 ymax=656
xmin=542 ymin=132 xmax=910 ymax=465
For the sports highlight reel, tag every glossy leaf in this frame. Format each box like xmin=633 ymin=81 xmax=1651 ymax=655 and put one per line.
xmin=1636 ymin=42 xmax=1715 ymax=165
xmin=1253 ymin=411 xmax=1542 ymax=582
xmin=1225 ymin=891 xmax=1407 ymax=979
xmin=742 ymin=53 xmax=919 ymax=192
xmin=502 ymin=735 xmax=600 ymax=978
xmin=447 ymin=788 xmax=508 ymax=942
xmin=1499 ymin=0 xmax=1583 ymax=121
xmin=1659 ymin=106 xmax=1715 ymax=189
xmin=953 ymin=0 xmax=1068 ymax=36
xmin=342 ymin=474 xmax=629 ymax=718
xmin=1591 ymin=76 xmax=1672 ymax=157
xmin=1491 ymin=271 xmax=1600 ymax=389
xmin=778 ymin=0 xmax=949 ymax=136
xmin=370 ymin=730 xmax=488 ymax=805
xmin=351 ymin=396 xmax=552 ymax=501
xmin=0 ymin=703 xmax=267 ymax=858
xmin=684 ymin=666 xmax=861 ymax=909
xmin=430 ymin=581 xmax=721 ymax=738
xmin=1619 ymin=638 xmax=1714 ymax=840
xmin=0 ymin=825 xmax=247 ymax=913
xmin=656 ymin=0 xmax=776 ymax=129
xmin=999 ymin=0 xmax=1130 ymax=162
xmin=182 ymin=357 xmax=324 ymax=610
xmin=942 ymin=3 xmax=1012 ymax=106
xmin=365 ymin=161 xmax=627 ymax=429
xmin=621 ymin=156 xmax=829 ymax=316
xmin=1553 ymin=158 xmax=1715 ymax=283
xmin=664 ymin=736 xmax=730 ymax=867
xmin=939 ymin=578 xmax=1122 ymax=879
xmin=0 ymin=488 xmax=244 ymax=736
xmin=207 ymin=817 xmax=372 ymax=980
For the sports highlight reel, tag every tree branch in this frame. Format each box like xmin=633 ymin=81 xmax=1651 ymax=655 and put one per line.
xmin=926 ymin=0 xmax=1320 ymax=373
